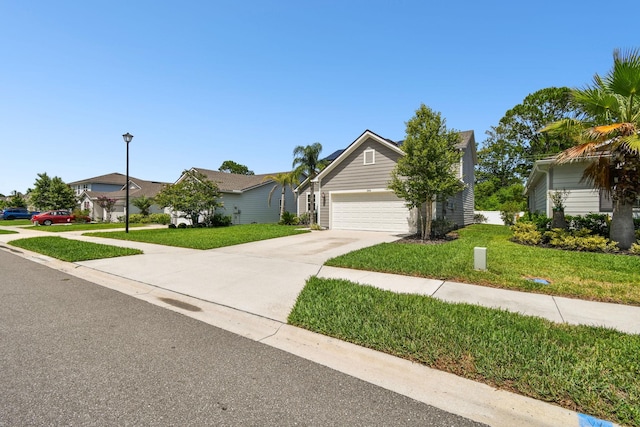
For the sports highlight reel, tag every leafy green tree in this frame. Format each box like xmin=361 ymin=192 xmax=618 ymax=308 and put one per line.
xmin=292 ymin=142 xmax=326 ymax=226
xmin=30 ymin=173 xmax=76 ymax=210
xmin=29 ymin=172 xmax=52 ymax=210
xmin=389 ymin=104 xmax=464 ymax=240
xmin=7 ymin=192 xmax=27 ymax=208
xmin=475 ymin=87 xmax=580 ymax=209
xmin=155 ymin=169 xmax=222 ymax=226
xmin=263 ymin=171 xmax=298 ymax=221
xmin=132 ymin=195 xmax=154 ymax=216
xmin=219 ymin=160 xmax=254 ymax=175
xmin=48 ymin=177 xmax=77 ymax=210
xmin=541 ymin=49 xmax=640 ymax=249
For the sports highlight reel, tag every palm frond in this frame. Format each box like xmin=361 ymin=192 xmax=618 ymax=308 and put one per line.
xmin=555 ymin=141 xmax=600 ymax=163
xmin=619 ymin=133 xmax=640 ymax=155
xmin=581 ymin=156 xmax=612 ymax=191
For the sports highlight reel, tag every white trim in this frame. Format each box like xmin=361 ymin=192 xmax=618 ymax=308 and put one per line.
xmin=364 ymin=149 xmax=375 ymax=165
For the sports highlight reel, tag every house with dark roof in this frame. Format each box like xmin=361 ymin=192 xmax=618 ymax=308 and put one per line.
xmin=172 ymin=168 xmax=296 ymax=225
xmin=295 ymin=129 xmax=476 ymax=234
xmin=69 ymin=173 xmax=170 ymax=222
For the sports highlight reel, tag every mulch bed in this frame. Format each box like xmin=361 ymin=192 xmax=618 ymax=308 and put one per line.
xmin=396 ymin=232 xmax=459 ymax=245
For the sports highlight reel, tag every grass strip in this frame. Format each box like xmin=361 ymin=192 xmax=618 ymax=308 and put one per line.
xmin=325 ymin=224 xmax=640 ymax=305
xmin=8 ymin=236 xmax=142 ymax=261
xmin=85 ymin=223 xmax=310 ymax=249
xmin=0 ymin=229 xmax=18 ymax=234
xmin=28 ymin=223 xmax=147 ymax=232
xmin=0 ymin=219 xmax=32 ymax=226
xmin=288 ymin=277 xmax=640 ymax=426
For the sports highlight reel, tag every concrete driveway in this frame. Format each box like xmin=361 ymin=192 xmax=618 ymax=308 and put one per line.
xmin=77 ymin=230 xmax=401 ymax=322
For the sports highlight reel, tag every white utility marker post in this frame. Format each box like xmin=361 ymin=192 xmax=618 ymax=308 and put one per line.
xmin=474 ymin=247 xmax=487 ymax=271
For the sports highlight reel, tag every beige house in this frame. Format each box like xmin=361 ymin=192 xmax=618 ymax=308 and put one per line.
xmin=71 ymin=174 xmax=169 ymax=222
xmin=295 ymin=129 xmax=476 ymax=234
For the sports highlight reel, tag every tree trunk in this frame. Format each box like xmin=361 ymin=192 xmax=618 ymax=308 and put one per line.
xmin=610 ymin=200 xmax=635 ymax=250
xmin=309 ymin=182 xmax=315 ymax=226
xmin=422 ymin=200 xmax=433 ymax=241
xmin=279 ymin=187 xmax=285 ymax=221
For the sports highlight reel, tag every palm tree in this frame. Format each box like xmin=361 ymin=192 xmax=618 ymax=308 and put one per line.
xmin=542 ymin=48 xmax=640 ymax=249
xmin=292 ymin=142 xmax=325 ymax=226
xmin=263 ymin=171 xmax=298 ymax=221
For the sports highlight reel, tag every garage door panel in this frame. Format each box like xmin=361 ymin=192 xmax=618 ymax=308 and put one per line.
xmin=331 ymin=192 xmax=411 ymax=233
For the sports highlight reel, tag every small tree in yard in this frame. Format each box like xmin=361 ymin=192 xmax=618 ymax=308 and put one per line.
xmin=389 ymin=104 xmax=464 ymax=241
xmin=132 ymin=195 xmax=154 ymax=217
xmin=96 ymin=196 xmax=117 ymax=222
xmin=263 ymin=171 xmax=298 ymax=222
xmin=155 ymin=169 xmax=222 ymax=226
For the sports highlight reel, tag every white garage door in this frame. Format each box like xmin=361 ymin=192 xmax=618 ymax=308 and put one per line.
xmin=331 ymin=192 xmax=411 ymax=233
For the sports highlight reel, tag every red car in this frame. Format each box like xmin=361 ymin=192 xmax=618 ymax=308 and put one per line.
xmin=32 ymin=210 xmax=91 ymax=226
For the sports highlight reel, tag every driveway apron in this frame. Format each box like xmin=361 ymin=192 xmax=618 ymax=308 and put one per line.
xmin=76 ymin=230 xmax=401 ymax=322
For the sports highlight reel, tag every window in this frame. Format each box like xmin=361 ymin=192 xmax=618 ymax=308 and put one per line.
xmin=306 ymin=193 xmax=316 ymax=211
xmin=363 ymin=149 xmax=375 ymax=165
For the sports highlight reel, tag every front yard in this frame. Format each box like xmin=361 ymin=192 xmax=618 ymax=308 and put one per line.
xmin=85 ymin=223 xmax=310 ymax=249
xmin=326 ymin=224 xmax=640 ymax=305
xmin=289 ymin=277 xmax=639 ymax=427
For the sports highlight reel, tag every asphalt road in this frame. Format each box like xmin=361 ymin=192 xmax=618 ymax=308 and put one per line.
xmin=0 ymin=249 xmax=485 ymax=426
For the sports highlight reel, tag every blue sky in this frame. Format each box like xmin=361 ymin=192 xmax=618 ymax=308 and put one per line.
xmin=0 ymin=1 xmax=635 ymax=195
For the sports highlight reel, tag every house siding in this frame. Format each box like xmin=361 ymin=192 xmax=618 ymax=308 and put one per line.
xmin=217 ymin=184 xmax=295 ymax=225
xmin=563 ymin=189 xmax=602 ymax=215
xmin=318 ymin=138 xmax=403 ymax=229
xmin=550 ymin=163 xmax=592 ymax=190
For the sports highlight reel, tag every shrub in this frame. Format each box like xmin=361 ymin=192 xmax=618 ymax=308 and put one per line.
xmin=298 ymin=212 xmax=310 ymax=225
xmin=203 ymin=213 xmax=232 ymax=227
xmin=129 ymin=214 xmax=151 ymax=224
xmin=630 ymin=243 xmax=640 ymax=255
xmin=566 ymin=213 xmax=610 ymax=238
xmin=473 ymin=213 xmax=488 ymax=224
xmin=543 ymin=228 xmax=619 ymax=253
xmin=149 ymin=213 xmax=171 ymax=225
xmin=72 ymin=208 xmax=91 ymax=223
xmin=279 ymin=211 xmax=299 ymax=225
xmin=431 ymin=219 xmax=456 ymax=238
xmin=518 ymin=211 xmax=552 ymax=231
xmin=511 ymin=222 xmax=542 ymax=245
xmin=499 ymin=201 xmax=521 ymax=225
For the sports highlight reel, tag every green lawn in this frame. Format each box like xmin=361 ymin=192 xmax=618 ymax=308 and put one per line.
xmin=28 ymin=222 xmax=148 ymax=232
xmin=8 ymin=236 xmax=142 ymax=261
xmin=0 ymin=229 xmax=18 ymax=234
xmin=325 ymin=224 xmax=640 ymax=305
xmin=85 ymin=223 xmax=310 ymax=249
xmin=0 ymin=219 xmax=32 ymax=226
xmin=289 ymin=277 xmax=640 ymax=427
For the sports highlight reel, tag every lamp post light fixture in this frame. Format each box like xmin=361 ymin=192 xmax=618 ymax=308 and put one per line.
xmin=122 ymin=132 xmax=134 ymax=233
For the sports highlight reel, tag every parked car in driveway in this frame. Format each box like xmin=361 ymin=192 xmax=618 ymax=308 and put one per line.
xmin=31 ymin=210 xmax=91 ymax=226
xmin=1 ymin=207 xmax=37 ymax=220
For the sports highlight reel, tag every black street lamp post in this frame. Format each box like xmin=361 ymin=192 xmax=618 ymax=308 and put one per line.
xmin=122 ymin=132 xmax=134 ymax=233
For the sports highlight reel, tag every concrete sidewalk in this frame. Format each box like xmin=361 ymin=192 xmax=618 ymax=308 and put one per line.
xmin=0 ymin=224 xmax=631 ymax=426
xmin=317 ymin=266 xmax=640 ymax=335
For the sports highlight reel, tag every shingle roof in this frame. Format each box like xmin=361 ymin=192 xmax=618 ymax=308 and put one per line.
xmin=82 ymin=178 xmax=170 ymax=200
xmin=190 ymin=168 xmax=284 ymax=192
xmin=68 ymin=173 xmax=140 ymax=186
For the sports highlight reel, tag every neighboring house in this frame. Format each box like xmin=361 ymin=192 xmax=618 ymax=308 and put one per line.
xmin=70 ymin=174 xmax=169 ymax=221
xmin=295 ymin=129 xmax=477 ymax=234
xmin=69 ymin=173 xmax=130 ymax=196
xmin=525 ymin=157 xmax=640 ymax=217
xmin=172 ymin=168 xmax=296 ymax=225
